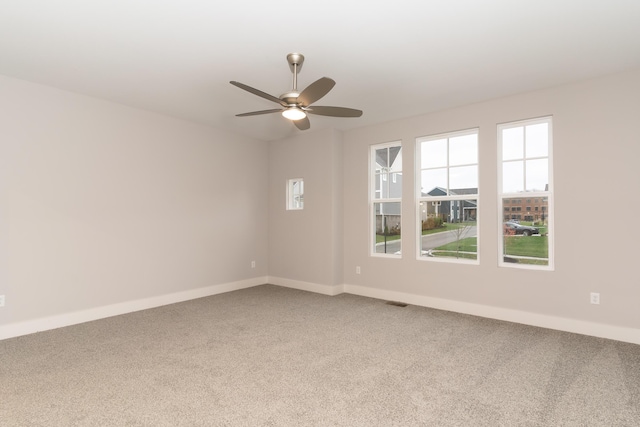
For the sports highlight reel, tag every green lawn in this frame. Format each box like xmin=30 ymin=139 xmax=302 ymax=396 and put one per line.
xmin=429 ymin=232 xmax=548 ymax=264
xmin=376 ymin=234 xmax=401 ymax=244
xmin=503 ymin=235 xmax=549 ymax=265
xmin=504 ymin=235 xmax=548 ymax=257
xmin=431 ymin=237 xmax=477 ymax=260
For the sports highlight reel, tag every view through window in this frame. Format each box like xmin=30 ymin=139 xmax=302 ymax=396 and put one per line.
xmin=498 ymin=117 xmax=553 ymax=269
xmin=371 ymin=142 xmax=402 ymax=256
xmin=286 ymin=178 xmax=304 ymax=210
xmin=416 ymin=129 xmax=479 ymax=262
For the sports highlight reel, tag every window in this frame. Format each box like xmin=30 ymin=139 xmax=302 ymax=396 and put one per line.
xmin=498 ymin=117 xmax=553 ymax=269
xmin=416 ymin=129 xmax=478 ymax=262
xmin=371 ymin=142 xmax=402 ymax=256
xmin=286 ymin=178 xmax=304 ymax=210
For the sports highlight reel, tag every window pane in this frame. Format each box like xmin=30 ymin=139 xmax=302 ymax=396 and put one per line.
xmin=421 ymin=168 xmax=447 ymax=196
xmin=502 ymin=161 xmax=524 ymax=193
xmin=499 ymin=117 xmax=552 ymax=270
xmin=421 ymin=139 xmax=447 ymax=168
xmin=418 ymin=200 xmax=444 ymax=227
xmin=388 ymin=146 xmax=402 ymax=173
xmin=388 ymin=173 xmax=402 ymax=198
xmin=502 ymin=197 xmax=549 ymax=266
xmin=374 ymin=172 xmax=388 ymax=199
xmin=374 ymin=202 xmax=401 ymax=254
xmin=525 ymin=123 xmax=548 ymax=158
xmin=293 ymin=180 xmax=303 ymax=208
xmin=450 ymin=165 xmax=478 ymax=191
xmin=526 ymin=159 xmax=548 ymax=192
xmin=449 ymin=134 xmax=478 ymax=166
xmin=375 ymin=148 xmax=388 ymax=172
xmin=419 ymin=199 xmax=477 ymax=260
xmin=374 ymin=172 xmax=382 ymax=198
xmin=371 ymin=141 xmax=402 ymax=257
xmin=418 ymin=129 xmax=479 ymax=264
xmin=286 ymin=178 xmax=304 ymax=210
xmin=502 ymin=126 xmax=524 ymax=160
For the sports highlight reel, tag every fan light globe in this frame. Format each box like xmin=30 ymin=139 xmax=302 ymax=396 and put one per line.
xmin=282 ymin=107 xmax=306 ymax=121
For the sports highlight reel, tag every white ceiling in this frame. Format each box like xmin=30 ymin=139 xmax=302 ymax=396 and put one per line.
xmin=1 ymin=1 xmax=639 ymax=141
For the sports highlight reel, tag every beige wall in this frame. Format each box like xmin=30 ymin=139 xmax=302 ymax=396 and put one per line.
xmin=0 ymin=75 xmax=269 ymax=327
xmin=2 ymin=68 xmax=638 ymax=342
xmin=268 ymin=128 xmax=343 ymax=292
xmin=342 ymin=69 xmax=640 ymax=333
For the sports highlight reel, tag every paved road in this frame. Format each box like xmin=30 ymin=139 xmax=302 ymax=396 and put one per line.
xmin=375 ymin=237 xmax=402 ymax=254
xmin=375 ymin=226 xmax=477 ymax=255
xmin=422 ymin=226 xmax=477 ymax=250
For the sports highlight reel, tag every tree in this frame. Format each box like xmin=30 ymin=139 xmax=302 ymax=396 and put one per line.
xmin=449 ymin=223 xmax=473 ymax=258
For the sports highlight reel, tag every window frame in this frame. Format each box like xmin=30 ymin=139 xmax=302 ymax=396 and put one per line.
xmin=497 ymin=116 xmax=554 ymax=270
xmin=416 ymin=128 xmax=479 ymax=264
xmin=370 ymin=141 xmax=403 ymax=258
xmin=286 ymin=178 xmax=304 ymax=210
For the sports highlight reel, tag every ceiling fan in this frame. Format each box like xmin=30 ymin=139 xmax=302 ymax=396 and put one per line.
xmin=230 ymin=53 xmax=363 ymax=131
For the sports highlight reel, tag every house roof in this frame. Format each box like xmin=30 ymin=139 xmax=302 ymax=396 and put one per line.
xmin=423 ymin=187 xmax=478 ymax=197
xmin=375 ymin=146 xmax=401 ymax=169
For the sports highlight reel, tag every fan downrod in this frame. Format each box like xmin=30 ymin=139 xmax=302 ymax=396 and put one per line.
xmin=283 ymin=53 xmax=305 ymax=102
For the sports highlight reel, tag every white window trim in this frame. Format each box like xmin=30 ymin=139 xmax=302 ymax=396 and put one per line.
xmin=370 ymin=141 xmax=402 ymax=258
xmin=497 ymin=116 xmax=554 ymax=270
xmin=416 ymin=128 xmax=479 ymax=264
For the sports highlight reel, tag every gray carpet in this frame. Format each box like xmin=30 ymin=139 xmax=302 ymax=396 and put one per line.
xmin=1 ymin=284 xmax=639 ymax=426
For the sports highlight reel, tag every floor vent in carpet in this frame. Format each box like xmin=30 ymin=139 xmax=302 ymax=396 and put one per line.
xmin=386 ymin=301 xmax=408 ymax=307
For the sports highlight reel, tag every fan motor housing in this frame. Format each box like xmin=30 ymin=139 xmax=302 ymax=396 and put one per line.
xmin=280 ymin=91 xmax=301 ymax=105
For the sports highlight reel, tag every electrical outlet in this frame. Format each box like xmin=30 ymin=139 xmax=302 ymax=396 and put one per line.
xmin=251 ymin=261 xmax=256 ymax=269
xmin=356 ymin=266 xmax=361 ymax=274
xmin=590 ymin=292 xmax=600 ymax=305
xmin=0 ymin=295 xmax=5 ymax=307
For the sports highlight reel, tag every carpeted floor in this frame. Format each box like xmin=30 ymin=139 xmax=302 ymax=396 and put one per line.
xmin=1 ymin=284 xmax=639 ymax=426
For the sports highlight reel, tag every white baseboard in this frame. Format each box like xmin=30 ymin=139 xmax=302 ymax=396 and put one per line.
xmin=0 ymin=276 xmax=267 ymax=341
xmin=268 ymin=276 xmax=344 ymax=296
xmin=4 ymin=278 xmax=637 ymax=345
xmin=343 ymin=284 xmax=640 ymax=345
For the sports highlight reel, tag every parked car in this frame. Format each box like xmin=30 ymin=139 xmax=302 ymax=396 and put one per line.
xmin=504 ymin=221 xmax=539 ymax=236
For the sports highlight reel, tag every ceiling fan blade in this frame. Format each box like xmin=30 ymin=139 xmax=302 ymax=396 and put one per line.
xmin=306 ymin=106 xmax=363 ymax=118
xmin=297 ymin=77 xmax=335 ymax=106
xmin=230 ymin=81 xmax=287 ymax=107
xmin=293 ymin=116 xmax=311 ymax=131
xmin=236 ymin=109 xmax=283 ymax=117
